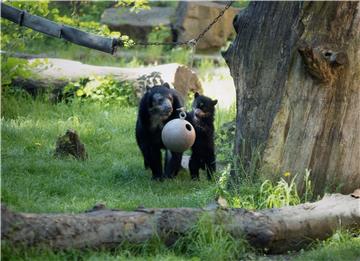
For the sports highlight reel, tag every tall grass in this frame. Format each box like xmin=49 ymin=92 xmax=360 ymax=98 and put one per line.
xmin=294 ymin=230 xmax=360 ymax=261
xmin=174 ymin=214 xmax=251 ymax=261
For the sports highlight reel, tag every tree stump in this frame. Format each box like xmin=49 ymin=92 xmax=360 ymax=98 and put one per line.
xmin=54 ymin=129 xmax=87 ymax=160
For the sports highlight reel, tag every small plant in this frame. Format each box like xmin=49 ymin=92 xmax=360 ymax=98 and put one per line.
xmin=303 ymin=168 xmax=313 ymax=202
xmin=259 ymin=174 xmax=300 ymax=208
xmin=175 ymin=213 xmax=250 ymax=260
xmin=258 ymin=169 xmax=313 ymax=209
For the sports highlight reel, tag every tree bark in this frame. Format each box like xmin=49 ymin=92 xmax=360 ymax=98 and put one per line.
xmin=223 ymin=1 xmax=360 ymax=195
xmin=13 ymin=58 xmax=202 ymax=101
xmin=2 ymin=194 xmax=359 ymax=254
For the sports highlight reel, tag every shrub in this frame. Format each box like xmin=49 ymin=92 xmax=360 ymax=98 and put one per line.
xmin=63 ymin=76 xmax=137 ymax=106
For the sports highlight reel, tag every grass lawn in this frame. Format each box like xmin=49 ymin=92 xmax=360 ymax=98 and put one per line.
xmin=1 ymin=94 xmax=359 ymax=260
xmin=1 ymin=95 xmax=219 ymax=214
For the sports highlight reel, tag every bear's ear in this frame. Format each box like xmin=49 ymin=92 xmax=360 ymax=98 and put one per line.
xmin=212 ymin=99 xmax=218 ymax=106
xmin=194 ymin=92 xmax=200 ymax=98
xmin=163 ymin=82 xmax=171 ymax=89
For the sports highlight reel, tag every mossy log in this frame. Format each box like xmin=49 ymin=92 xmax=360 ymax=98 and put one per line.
xmin=2 ymin=193 xmax=359 ymax=254
xmin=223 ymin=1 xmax=360 ymax=195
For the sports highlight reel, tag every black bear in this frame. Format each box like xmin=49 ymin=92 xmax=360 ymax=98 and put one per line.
xmin=187 ymin=93 xmax=218 ymax=180
xmin=135 ymin=83 xmax=184 ymax=180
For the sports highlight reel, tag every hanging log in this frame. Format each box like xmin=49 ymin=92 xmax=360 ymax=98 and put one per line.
xmin=2 ymin=193 xmax=359 ymax=254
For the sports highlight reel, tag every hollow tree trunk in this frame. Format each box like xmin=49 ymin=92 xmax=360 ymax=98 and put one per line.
xmin=2 ymin=194 xmax=359 ymax=254
xmin=223 ymin=1 xmax=360 ymax=195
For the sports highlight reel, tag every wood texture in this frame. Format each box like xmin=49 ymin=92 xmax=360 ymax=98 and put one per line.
xmin=2 ymin=194 xmax=359 ymax=253
xmin=223 ymin=2 xmax=360 ymax=195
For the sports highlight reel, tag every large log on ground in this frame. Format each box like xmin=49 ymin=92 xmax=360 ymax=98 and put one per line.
xmin=14 ymin=58 xmax=202 ymax=100
xmin=223 ymin=2 xmax=360 ymax=195
xmin=2 ymin=194 xmax=359 ymax=253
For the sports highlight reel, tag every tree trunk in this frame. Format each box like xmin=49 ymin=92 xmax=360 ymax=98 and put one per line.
xmin=13 ymin=58 xmax=202 ymax=101
xmin=1 ymin=194 xmax=359 ymax=254
xmin=223 ymin=1 xmax=360 ymax=195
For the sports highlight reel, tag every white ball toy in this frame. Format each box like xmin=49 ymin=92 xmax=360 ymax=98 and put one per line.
xmin=161 ymin=111 xmax=196 ymax=153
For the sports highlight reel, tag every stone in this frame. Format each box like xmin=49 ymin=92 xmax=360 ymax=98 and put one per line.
xmin=173 ymin=65 xmax=202 ymax=98
xmin=173 ymin=2 xmax=241 ymax=52
xmin=101 ymin=7 xmax=175 ymax=42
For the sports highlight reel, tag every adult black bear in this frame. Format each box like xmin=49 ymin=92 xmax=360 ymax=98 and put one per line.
xmin=187 ymin=93 xmax=217 ymax=180
xmin=135 ymin=83 xmax=184 ymax=180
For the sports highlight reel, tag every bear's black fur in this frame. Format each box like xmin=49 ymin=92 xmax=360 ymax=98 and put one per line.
xmin=135 ymin=83 xmax=184 ymax=180
xmin=186 ymin=93 xmax=217 ymax=180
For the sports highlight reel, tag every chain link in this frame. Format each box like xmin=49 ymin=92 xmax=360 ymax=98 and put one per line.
xmin=132 ymin=1 xmax=233 ymax=47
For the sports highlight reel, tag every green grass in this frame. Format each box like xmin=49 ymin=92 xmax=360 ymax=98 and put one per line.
xmin=294 ymin=230 xmax=360 ymax=261
xmin=1 ymin=94 xmax=218 ymax=214
xmin=2 ymin=94 xmax=359 ymax=261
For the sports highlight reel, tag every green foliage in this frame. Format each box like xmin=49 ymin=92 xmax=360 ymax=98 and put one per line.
xmin=168 ymin=47 xmax=191 ymax=65
xmin=258 ymin=176 xmax=300 ymax=208
xmin=62 ymin=76 xmax=137 ymax=106
xmin=258 ymin=169 xmax=313 ymax=208
xmin=197 ymin=59 xmax=216 ymax=81
xmin=232 ymin=1 xmax=250 ymax=9
xmin=1 ymin=1 xmax=134 ymax=54
xmin=115 ymin=0 xmax=150 ymax=13
xmin=1 ymin=1 xmax=54 ymax=51
xmin=214 ymin=125 xmax=314 ymax=210
xmin=147 ymin=25 xmax=172 ymax=61
xmin=1 ymin=57 xmax=31 ymax=87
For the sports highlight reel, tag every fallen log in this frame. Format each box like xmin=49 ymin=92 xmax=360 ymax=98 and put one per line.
xmin=2 ymin=193 xmax=359 ymax=253
xmin=13 ymin=58 xmax=202 ymax=100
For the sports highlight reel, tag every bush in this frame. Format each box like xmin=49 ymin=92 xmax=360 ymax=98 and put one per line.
xmin=63 ymin=76 xmax=137 ymax=106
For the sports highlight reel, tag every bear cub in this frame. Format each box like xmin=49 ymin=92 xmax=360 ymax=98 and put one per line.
xmin=135 ymin=83 xmax=184 ymax=180
xmin=187 ymin=92 xmax=217 ymax=180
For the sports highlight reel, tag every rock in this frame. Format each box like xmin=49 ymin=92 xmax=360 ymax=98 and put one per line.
xmin=173 ymin=2 xmax=241 ymax=52
xmin=101 ymin=7 xmax=175 ymax=42
xmin=54 ymin=129 xmax=87 ymax=160
xmin=173 ymin=65 xmax=202 ymax=98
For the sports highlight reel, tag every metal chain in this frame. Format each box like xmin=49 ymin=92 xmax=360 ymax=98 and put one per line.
xmin=133 ymin=1 xmax=233 ymax=47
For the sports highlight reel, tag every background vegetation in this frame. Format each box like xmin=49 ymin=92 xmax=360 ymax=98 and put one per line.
xmin=1 ymin=1 xmax=359 ymax=260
